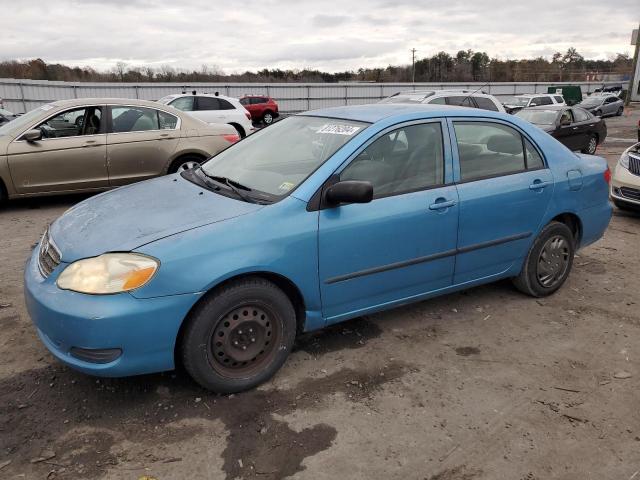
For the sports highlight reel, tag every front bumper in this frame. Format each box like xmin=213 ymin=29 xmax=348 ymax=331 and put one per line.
xmin=24 ymin=249 xmax=202 ymax=377
xmin=611 ymin=165 xmax=640 ymax=206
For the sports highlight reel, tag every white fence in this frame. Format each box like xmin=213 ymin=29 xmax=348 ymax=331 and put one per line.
xmin=0 ymin=78 xmax=626 ymax=114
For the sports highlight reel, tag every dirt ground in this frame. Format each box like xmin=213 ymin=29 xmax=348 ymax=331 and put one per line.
xmin=1 ymin=107 xmax=639 ymax=480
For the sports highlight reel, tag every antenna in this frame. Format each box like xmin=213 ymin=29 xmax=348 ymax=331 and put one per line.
xmin=461 ymin=80 xmax=492 ymax=106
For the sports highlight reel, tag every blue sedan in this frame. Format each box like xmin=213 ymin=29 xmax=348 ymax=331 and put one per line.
xmin=24 ymin=104 xmax=612 ymax=392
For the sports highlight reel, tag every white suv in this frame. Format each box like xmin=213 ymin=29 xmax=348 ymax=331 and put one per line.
xmin=504 ymin=94 xmax=566 ymax=113
xmin=379 ymin=89 xmax=506 ymax=113
xmin=158 ymin=93 xmax=255 ymax=137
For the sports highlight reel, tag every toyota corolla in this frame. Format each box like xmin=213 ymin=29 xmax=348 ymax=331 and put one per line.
xmin=24 ymin=104 xmax=612 ymax=393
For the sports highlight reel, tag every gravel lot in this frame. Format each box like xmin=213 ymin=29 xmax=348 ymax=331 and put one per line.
xmin=1 ymin=108 xmax=639 ymax=480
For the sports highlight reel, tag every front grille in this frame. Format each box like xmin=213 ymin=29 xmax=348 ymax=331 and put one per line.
xmin=628 ymin=152 xmax=640 ymax=176
xmin=38 ymin=229 xmax=61 ymax=278
xmin=620 ymin=187 xmax=640 ymax=202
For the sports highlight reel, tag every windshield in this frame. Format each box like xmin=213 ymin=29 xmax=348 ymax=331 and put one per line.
xmin=515 ymin=109 xmax=558 ymax=125
xmin=200 ymin=116 xmax=367 ymax=198
xmin=0 ymin=105 xmax=50 ymax=136
xmin=156 ymin=95 xmax=177 ymax=105
xmin=512 ymin=96 xmax=531 ymax=106
xmin=379 ymin=93 xmax=431 ymax=104
xmin=580 ymin=97 xmax=603 ymax=107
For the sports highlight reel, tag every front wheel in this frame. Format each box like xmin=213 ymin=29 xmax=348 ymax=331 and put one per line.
xmin=180 ymin=277 xmax=296 ymax=393
xmin=262 ymin=111 xmax=274 ymax=125
xmin=168 ymin=155 xmax=202 ymax=174
xmin=582 ymin=134 xmax=597 ymax=154
xmin=616 ymin=106 xmax=624 ymax=116
xmin=512 ymin=222 xmax=575 ymax=297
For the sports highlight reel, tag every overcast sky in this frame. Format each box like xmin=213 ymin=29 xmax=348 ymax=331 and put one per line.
xmin=1 ymin=0 xmax=637 ymax=73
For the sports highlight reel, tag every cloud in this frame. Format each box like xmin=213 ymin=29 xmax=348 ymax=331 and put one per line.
xmin=0 ymin=0 xmax=635 ymax=73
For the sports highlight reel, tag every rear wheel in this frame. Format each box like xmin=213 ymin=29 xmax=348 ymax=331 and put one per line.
xmin=582 ymin=134 xmax=597 ymax=154
xmin=262 ymin=111 xmax=274 ymax=125
xmin=616 ymin=106 xmax=623 ymax=116
xmin=168 ymin=155 xmax=202 ymax=174
xmin=513 ymin=222 xmax=575 ymax=297
xmin=180 ymin=277 xmax=296 ymax=393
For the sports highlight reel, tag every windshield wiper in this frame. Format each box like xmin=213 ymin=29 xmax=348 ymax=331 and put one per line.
xmin=197 ymin=169 xmax=260 ymax=203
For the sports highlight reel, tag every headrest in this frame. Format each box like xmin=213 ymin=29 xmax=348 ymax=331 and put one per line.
xmin=486 ymin=134 xmax=521 ymax=155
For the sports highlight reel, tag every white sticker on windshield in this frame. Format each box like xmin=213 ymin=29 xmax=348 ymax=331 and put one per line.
xmin=317 ymin=124 xmax=360 ymax=136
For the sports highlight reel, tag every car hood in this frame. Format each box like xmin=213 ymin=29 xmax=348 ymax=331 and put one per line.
xmin=49 ymin=174 xmax=262 ymax=262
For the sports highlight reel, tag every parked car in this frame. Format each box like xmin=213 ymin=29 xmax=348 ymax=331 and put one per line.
xmin=239 ymin=95 xmax=280 ymax=125
xmin=0 ymin=98 xmax=239 ymax=202
xmin=24 ymin=104 xmax=612 ymax=393
xmin=577 ymin=94 xmax=624 ymax=117
xmin=379 ymin=89 xmax=506 ymax=112
xmin=503 ymin=94 xmax=566 ymax=114
xmin=610 ymin=142 xmax=640 ymax=211
xmin=0 ymin=107 xmax=18 ymax=126
xmin=157 ymin=92 xmax=255 ymax=137
xmin=515 ymin=105 xmax=606 ymax=154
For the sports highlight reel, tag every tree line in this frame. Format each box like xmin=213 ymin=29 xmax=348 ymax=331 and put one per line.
xmin=0 ymin=48 xmax=632 ymax=83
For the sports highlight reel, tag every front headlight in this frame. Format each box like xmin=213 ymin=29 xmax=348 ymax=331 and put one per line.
xmin=619 ymin=146 xmax=632 ymax=170
xmin=57 ymin=253 xmax=159 ymax=294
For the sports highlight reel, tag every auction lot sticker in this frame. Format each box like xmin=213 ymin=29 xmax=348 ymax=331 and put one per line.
xmin=317 ymin=124 xmax=361 ymax=135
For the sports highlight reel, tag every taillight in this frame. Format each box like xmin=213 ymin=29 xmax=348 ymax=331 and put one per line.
xmin=604 ymin=167 xmax=611 ymax=184
xmin=223 ymin=134 xmax=240 ymax=143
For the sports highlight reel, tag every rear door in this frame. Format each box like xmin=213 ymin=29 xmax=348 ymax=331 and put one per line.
xmin=7 ymin=105 xmax=109 ymax=194
xmin=449 ymin=119 xmax=553 ymax=284
xmin=194 ymin=96 xmax=226 ymax=124
xmin=318 ymin=120 xmax=458 ymax=322
xmin=555 ymin=109 xmax=581 ymax=150
xmin=106 ymin=105 xmax=180 ymax=186
xmin=571 ymin=107 xmax=596 ymax=149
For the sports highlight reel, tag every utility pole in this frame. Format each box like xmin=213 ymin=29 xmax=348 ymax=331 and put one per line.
xmin=625 ymin=24 xmax=639 ymax=106
xmin=411 ymin=48 xmax=417 ymax=85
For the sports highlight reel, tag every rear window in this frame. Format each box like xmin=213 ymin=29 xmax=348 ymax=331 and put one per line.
xmin=446 ymin=96 xmax=474 ymax=107
xmin=554 ymin=95 xmax=564 ymax=103
xmin=473 ymin=97 xmax=499 ymax=111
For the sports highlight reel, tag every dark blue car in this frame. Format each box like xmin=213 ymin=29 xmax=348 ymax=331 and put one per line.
xmin=24 ymin=104 xmax=612 ymax=392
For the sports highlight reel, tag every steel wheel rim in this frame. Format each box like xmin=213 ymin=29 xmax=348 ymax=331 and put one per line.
xmin=587 ymin=137 xmax=597 ymax=154
xmin=208 ymin=305 xmax=281 ymax=377
xmin=263 ymin=113 xmax=273 ymax=124
xmin=537 ymin=235 xmax=570 ymax=288
xmin=178 ymin=161 xmax=199 ymax=172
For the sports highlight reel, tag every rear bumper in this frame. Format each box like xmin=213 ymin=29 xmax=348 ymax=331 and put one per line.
xmin=24 ymin=249 xmax=201 ymax=377
xmin=578 ymin=201 xmax=612 ymax=249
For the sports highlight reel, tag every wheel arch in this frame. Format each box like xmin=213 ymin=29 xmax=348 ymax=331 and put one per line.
xmin=228 ymin=122 xmax=246 ymax=138
xmin=550 ymin=212 xmax=583 ymax=247
xmin=166 ymin=151 xmax=208 ymax=174
xmin=174 ymin=271 xmax=307 ymax=365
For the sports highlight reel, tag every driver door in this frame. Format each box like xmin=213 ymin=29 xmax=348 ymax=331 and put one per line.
xmin=555 ymin=109 xmax=581 ymax=151
xmin=318 ymin=121 xmax=458 ymax=323
xmin=7 ymin=106 xmax=109 ymax=194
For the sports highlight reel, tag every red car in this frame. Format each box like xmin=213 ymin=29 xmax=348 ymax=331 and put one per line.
xmin=239 ymin=95 xmax=279 ymax=125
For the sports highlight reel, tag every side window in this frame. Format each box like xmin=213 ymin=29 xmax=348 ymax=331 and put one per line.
xmin=538 ymin=97 xmax=553 ymax=106
xmin=197 ymin=97 xmax=220 ymax=110
xmin=239 ymin=98 xmax=250 ymax=106
xmin=340 ymin=123 xmax=444 ymax=198
xmin=573 ymin=108 xmax=589 ymax=122
xmin=560 ymin=110 xmax=574 ymax=124
xmin=473 ymin=97 xmax=499 ymax=111
xmin=453 ymin=122 xmax=525 ymax=182
xmin=446 ymin=96 xmax=474 ymax=107
xmin=111 ymin=106 xmax=159 ymax=133
xmin=554 ymin=95 xmax=564 ymax=103
xmin=218 ymin=99 xmax=236 ymax=110
xmin=428 ymin=97 xmax=447 ymax=105
xmin=36 ymin=107 xmax=102 ymax=139
xmin=605 ymin=97 xmax=617 ymax=104
xmin=169 ymin=96 xmax=194 ymax=112
xmin=524 ymin=138 xmax=544 ymax=170
xmin=158 ymin=110 xmax=178 ymax=130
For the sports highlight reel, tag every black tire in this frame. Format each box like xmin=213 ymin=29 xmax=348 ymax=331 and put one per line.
xmin=180 ymin=277 xmax=296 ymax=393
xmin=168 ymin=155 xmax=203 ymax=174
xmin=262 ymin=110 xmax=274 ymax=125
xmin=616 ymin=107 xmax=623 ymax=116
xmin=582 ymin=134 xmax=597 ymax=154
xmin=0 ymin=180 xmax=6 ymax=206
xmin=512 ymin=222 xmax=575 ymax=298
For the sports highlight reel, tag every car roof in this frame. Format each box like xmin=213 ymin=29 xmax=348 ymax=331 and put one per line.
xmin=302 ymin=103 xmax=497 ymax=123
xmin=162 ymin=92 xmax=238 ymax=101
xmin=49 ymin=98 xmax=175 ymax=109
xmin=525 ymin=105 xmax=568 ymax=111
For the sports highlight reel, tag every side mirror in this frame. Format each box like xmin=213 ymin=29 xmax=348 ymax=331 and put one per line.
xmin=325 ymin=180 xmax=373 ymax=206
xmin=23 ymin=129 xmax=42 ymax=142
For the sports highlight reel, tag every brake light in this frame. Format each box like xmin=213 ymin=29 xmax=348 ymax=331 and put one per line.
xmin=223 ymin=134 xmax=240 ymax=143
xmin=604 ymin=167 xmax=611 ymax=184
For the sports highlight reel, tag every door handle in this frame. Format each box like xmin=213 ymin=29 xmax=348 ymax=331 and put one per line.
xmin=529 ymin=180 xmax=553 ymax=190
xmin=429 ymin=198 xmax=456 ymax=210
xmin=572 ymin=127 xmax=578 ymax=130
xmin=82 ymin=140 xmax=98 ymax=147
